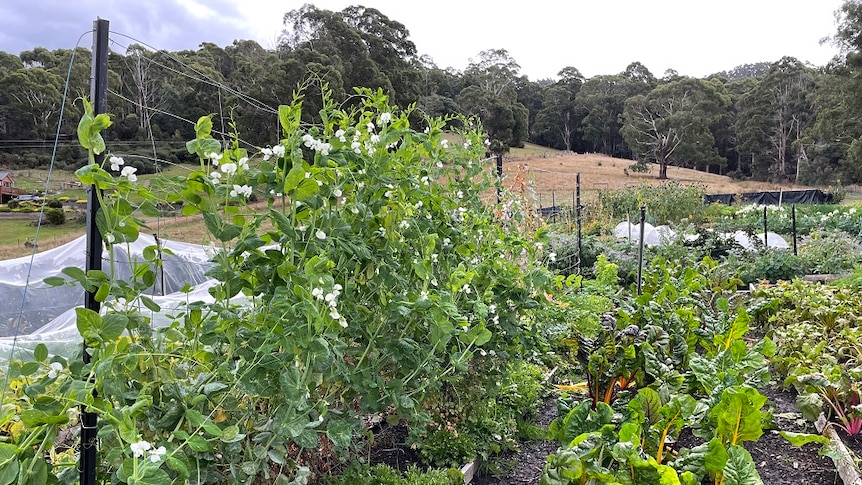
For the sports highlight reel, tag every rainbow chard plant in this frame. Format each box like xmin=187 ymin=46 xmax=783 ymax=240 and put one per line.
xmin=792 ymin=366 xmax=862 ymax=436
xmin=1 ymin=87 xmax=553 ymax=484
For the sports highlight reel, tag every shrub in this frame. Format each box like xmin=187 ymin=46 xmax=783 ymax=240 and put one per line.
xmin=43 ymin=207 xmax=66 ymax=225
xmin=798 ymin=230 xmax=862 ymax=274
xmin=6 ymin=199 xmax=19 ymax=209
xmin=46 ymin=198 xmax=63 ymax=209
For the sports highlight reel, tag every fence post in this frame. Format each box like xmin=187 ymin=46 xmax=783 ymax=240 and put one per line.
xmin=82 ymin=17 xmax=109 ymax=485
xmin=792 ymin=205 xmax=797 ymax=256
xmin=576 ymin=174 xmax=582 ymax=275
xmin=637 ymin=206 xmax=646 ymax=296
xmin=763 ymin=206 xmax=768 ymax=249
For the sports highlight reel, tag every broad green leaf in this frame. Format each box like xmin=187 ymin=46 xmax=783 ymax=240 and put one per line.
xmin=722 ymin=445 xmax=763 ymax=485
xmin=194 ymin=115 xmax=214 ymax=138
xmin=33 ymin=344 xmax=48 ymax=362
xmin=779 ymin=431 xmax=830 ymax=447
xmin=101 ymin=313 xmax=129 ymax=341
xmin=0 ymin=443 xmax=19 ymax=485
xmin=326 ymin=419 xmax=353 ymax=449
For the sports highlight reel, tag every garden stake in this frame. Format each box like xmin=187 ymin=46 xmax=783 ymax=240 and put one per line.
xmin=81 ymin=17 xmax=109 ymax=485
xmin=792 ymin=205 xmax=798 ymax=255
xmin=763 ymin=205 xmax=768 ymax=249
xmin=637 ymin=206 xmax=645 ymax=295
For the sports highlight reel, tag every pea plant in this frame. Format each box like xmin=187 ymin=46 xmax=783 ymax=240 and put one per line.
xmin=0 ymin=87 xmax=552 ymax=484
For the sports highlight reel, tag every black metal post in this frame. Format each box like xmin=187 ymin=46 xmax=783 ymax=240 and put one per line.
xmin=791 ymin=205 xmax=798 ymax=256
xmin=576 ymin=174 xmax=582 ymax=275
xmin=637 ymin=206 xmax=646 ymax=296
xmin=495 ymin=154 xmax=502 ymax=204
xmin=763 ymin=206 xmax=768 ymax=250
xmin=551 ymin=191 xmax=556 ymax=223
xmin=82 ymin=17 xmax=108 ymax=485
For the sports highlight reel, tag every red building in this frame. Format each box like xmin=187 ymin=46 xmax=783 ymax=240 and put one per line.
xmin=0 ymin=172 xmax=24 ymax=203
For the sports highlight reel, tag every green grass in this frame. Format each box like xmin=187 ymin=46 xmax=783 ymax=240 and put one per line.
xmin=0 ymin=219 xmax=85 ymax=247
xmin=508 ymin=143 xmax=562 ymax=159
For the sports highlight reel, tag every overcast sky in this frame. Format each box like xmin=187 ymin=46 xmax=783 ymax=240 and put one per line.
xmin=0 ymin=0 xmax=847 ymax=80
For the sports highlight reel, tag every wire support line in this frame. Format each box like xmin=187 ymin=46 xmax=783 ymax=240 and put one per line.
xmin=107 ymin=32 xmax=278 ymax=115
xmin=3 ymin=29 xmax=92 ymax=402
xmin=107 ymin=88 xmax=262 ymax=151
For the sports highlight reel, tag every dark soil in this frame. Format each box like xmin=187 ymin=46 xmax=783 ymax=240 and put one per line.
xmin=472 ymin=395 xmax=558 ymax=485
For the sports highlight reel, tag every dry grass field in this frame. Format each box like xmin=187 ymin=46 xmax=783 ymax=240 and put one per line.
xmin=502 ymin=148 xmax=811 ymax=207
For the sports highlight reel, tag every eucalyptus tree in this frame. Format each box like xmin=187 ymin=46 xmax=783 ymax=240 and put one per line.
xmin=459 ymin=49 xmax=529 ymax=153
xmin=621 ymin=77 xmax=729 ymax=179
xmin=575 ymin=75 xmax=631 ymax=156
xmin=735 ymin=57 xmax=818 ymax=182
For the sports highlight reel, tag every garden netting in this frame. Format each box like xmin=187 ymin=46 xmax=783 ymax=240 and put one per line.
xmin=0 ymin=234 xmax=214 ymax=357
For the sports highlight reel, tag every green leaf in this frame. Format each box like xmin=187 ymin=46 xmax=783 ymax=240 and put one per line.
xmin=326 ymin=419 xmax=353 ymax=450
xmin=33 ymin=344 xmax=48 ymax=362
xmin=194 ymin=115 xmax=214 ymax=138
xmin=186 ymin=138 xmax=222 ymax=159
xmin=186 ymin=435 xmax=210 ymax=452
xmin=75 ymin=307 xmax=102 ymax=344
xmin=0 ymin=443 xmax=19 ymax=485
xmin=779 ymin=431 xmax=830 ymax=447
xmin=722 ymin=445 xmax=763 ymax=485
xmin=278 ymin=103 xmax=302 ymax=135
xmin=284 ymin=163 xmax=306 ymax=192
xmin=140 ymin=296 xmax=161 ymax=313
xmin=42 ymin=276 xmax=66 ymax=287
xmin=101 ymin=313 xmax=129 ymax=341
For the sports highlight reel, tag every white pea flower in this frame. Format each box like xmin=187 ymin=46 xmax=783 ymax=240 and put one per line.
xmin=261 ymin=147 xmax=273 ymax=160
xmin=333 ymin=188 xmax=342 ymax=197
xmin=149 ymin=446 xmax=167 ymax=463
xmin=399 ymin=220 xmax=409 ymax=229
xmin=440 ymin=139 xmax=449 ymax=149
xmin=463 ymin=140 xmax=472 ymax=148
xmin=208 ymin=152 xmax=222 ymax=166
xmin=315 ymin=230 xmax=327 ymax=240
xmin=351 ymin=141 xmax=362 ymax=154
xmin=229 ymin=184 xmax=252 ymax=199
xmin=329 ymin=309 xmax=341 ymax=320
xmin=431 ymin=253 xmax=438 ymax=263
xmin=47 ymin=362 xmax=63 ymax=379
xmin=334 ymin=284 xmax=343 ymax=291
xmin=335 ymin=129 xmax=346 ymax=142
xmin=436 ymin=161 xmax=443 ymax=168
xmin=484 ymin=139 xmax=491 ymax=146
xmin=210 ymin=171 xmax=222 ymax=184
xmin=367 ymin=121 xmax=375 ymax=131
xmin=462 ymin=284 xmax=472 ymax=294
xmin=339 ymin=318 xmax=348 ymax=328
xmin=312 ymin=287 xmax=324 ymax=300
xmin=120 ymin=166 xmax=137 ymax=182
xmin=238 ymin=157 xmax=249 ymax=170
xmin=220 ymin=162 xmax=237 ymax=176
xmin=456 ymin=190 xmax=463 ymax=199
xmin=106 ymin=233 xmax=115 ymax=244
xmin=297 ymin=225 xmax=308 ymax=232
xmin=549 ymin=252 xmax=557 ymax=262
xmin=130 ymin=440 xmax=152 ymax=458
xmin=370 ymin=134 xmax=380 ymax=144
xmin=109 ymin=156 xmax=124 ymax=171
xmin=379 ymin=112 xmax=392 ymax=124
xmin=272 ymin=145 xmax=285 ymax=157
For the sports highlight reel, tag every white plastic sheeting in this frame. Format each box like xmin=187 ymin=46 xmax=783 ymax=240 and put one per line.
xmin=613 ymin=222 xmax=677 ymax=247
xmin=0 ymin=234 xmax=213 ymax=337
xmin=0 ymin=280 xmax=224 ymax=360
xmin=730 ymin=231 xmax=789 ymax=250
xmin=613 ymin=223 xmax=788 ymax=250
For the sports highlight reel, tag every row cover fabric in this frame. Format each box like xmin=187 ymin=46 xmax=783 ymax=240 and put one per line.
xmin=0 ymin=280 xmax=230 ymax=361
xmin=0 ymin=234 xmax=213 ymax=337
xmin=613 ymin=221 xmax=789 ymax=250
xmin=704 ymin=189 xmax=833 ymax=206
